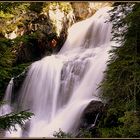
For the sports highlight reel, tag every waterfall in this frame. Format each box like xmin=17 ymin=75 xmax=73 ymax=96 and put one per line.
xmin=0 ymin=78 xmax=14 ymax=116
xmin=4 ymin=7 xmax=113 ymax=138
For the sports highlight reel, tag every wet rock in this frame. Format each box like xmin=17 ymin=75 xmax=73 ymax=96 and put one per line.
xmin=71 ymin=2 xmax=93 ymax=21
xmin=71 ymin=2 xmax=113 ymax=22
xmin=80 ymin=100 xmax=105 ymax=129
xmin=11 ymin=69 xmax=28 ymax=104
xmin=76 ymin=100 xmax=106 ymax=137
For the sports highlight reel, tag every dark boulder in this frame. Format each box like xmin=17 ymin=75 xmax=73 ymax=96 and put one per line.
xmin=77 ymin=100 xmax=106 ymax=137
xmin=82 ymin=100 xmax=105 ymax=127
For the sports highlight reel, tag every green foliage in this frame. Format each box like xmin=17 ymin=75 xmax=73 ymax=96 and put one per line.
xmin=118 ymin=111 xmax=140 ymax=137
xmin=0 ymin=100 xmax=34 ymax=133
xmin=0 ymin=110 xmax=34 ymax=132
xmin=102 ymin=2 xmax=140 ymax=111
xmin=0 ymin=38 xmax=15 ymax=99
xmin=98 ymin=2 xmax=140 ymax=138
xmin=0 ymin=2 xmax=30 ymax=34
xmin=0 ymin=38 xmax=14 ymax=66
xmin=99 ymin=127 xmax=121 ymax=138
xmin=53 ymin=129 xmax=73 ymax=138
xmin=28 ymin=2 xmax=43 ymax=13
xmin=0 ymin=35 xmax=31 ymax=100
xmin=53 ymin=128 xmax=93 ymax=138
xmin=0 ymin=2 xmax=23 ymax=13
xmin=99 ymin=111 xmax=140 ymax=138
xmin=76 ymin=128 xmax=92 ymax=138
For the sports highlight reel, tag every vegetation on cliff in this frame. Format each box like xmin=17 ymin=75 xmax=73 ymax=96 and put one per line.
xmin=97 ymin=2 xmax=140 ymax=138
xmin=0 ymin=1 xmax=140 ymax=138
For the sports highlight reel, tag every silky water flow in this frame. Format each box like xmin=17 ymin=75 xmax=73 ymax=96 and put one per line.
xmin=1 ymin=7 xmax=113 ymax=138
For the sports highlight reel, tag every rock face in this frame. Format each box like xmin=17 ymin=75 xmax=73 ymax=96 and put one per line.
xmin=71 ymin=2 xmax=93 ymax=21
xmin=71 ymin=2 xmax=113 ymax=21
xmin=75 ymin=100 xmax=106 ymax=137
xmin=80 ymin=101 xmax=105 ymax=130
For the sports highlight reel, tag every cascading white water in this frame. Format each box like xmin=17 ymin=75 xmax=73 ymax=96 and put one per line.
xmin=0 ymin=78 xmax=14 ymax=116
xmin=4 ymin=7 xmax=113 ymax=138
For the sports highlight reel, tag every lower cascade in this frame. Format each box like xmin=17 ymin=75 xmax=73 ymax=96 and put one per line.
xmin=1 ymin=7 xmax=113 ymax=138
